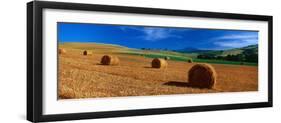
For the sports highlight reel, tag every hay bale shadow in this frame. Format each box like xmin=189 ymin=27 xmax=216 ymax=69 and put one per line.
xmin=163 ymin=81 xmax=190 ymax=87
xmin=163 ymin=81 xmax=214 ymax=89
xmin=96 ymin=63 xmax=113 ymax=66
xmin=143 ymin=66 xmax=166 ymax=69
xmin=144 ymin=66 xmax=168 ymax=69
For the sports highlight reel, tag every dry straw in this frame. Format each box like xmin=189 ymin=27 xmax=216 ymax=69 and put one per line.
xmin=83 ymin=50 xmax=92 ymax=55
xmin=100 ymin=55 xmax=120 ymax=65
xmin=151 ymin=58 xmax=168 ymax=69
xmin=188 ymin=63 xmax=217 ymax=88
xmin=59 ymin=48 xmax=66 ymax=54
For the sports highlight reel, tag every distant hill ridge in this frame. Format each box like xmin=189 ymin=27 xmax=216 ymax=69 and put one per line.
xmin=60 ymin=42 xmax=257 ymax=58
xmin=178 ymin=44 xmax=258 ymax=56
xmin=61 ymin=42 xmax=129 ymax=48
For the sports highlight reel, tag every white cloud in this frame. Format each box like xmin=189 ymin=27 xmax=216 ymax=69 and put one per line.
xmin=213 ymin=33 xmax=258 ymax=48
xmin=119 ymin=26 xmax=187 ymax=41
xmin=119 ymin=26 xmax=140 ymax=31
xmin=215 ymin=34 xmax=258 ymax=40
xmin=141 ymin=27 xmax=179 ymax=41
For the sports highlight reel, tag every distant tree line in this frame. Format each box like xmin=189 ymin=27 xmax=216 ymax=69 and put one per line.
xmin=197 ymin=49 xmax=258 ymax=63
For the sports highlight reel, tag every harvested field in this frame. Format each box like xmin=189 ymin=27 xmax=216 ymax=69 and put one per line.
xmin=58 ymin=43 xmax=258 ymax=99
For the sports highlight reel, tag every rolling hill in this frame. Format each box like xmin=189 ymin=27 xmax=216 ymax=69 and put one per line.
xmin=178 ymin=44 xmax=258 ymax=57
xmin=59 ymin=42 xmax=258 ymax=66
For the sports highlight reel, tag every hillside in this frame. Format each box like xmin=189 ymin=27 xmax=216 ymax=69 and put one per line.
xmin=221 ymin=44 xmax=258 ymax=56
xmin=60 ymin=42 xmax=194 ymax=62
xmin=60 ymin=43 xmax=257 ymax=66
xmin=178 ymin=44 xmax=258 ymax=57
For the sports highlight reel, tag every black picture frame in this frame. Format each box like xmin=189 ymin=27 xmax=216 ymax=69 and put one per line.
xmin=27 ymin=1 xmax=273 ymax=122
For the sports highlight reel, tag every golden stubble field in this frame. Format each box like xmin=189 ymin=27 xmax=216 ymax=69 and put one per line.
xmin=58 ymin=43 xmax=258 ymax=99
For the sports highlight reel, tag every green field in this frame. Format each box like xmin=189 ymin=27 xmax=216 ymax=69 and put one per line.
xmin=119 ymin=51 xmax=258 ymax=66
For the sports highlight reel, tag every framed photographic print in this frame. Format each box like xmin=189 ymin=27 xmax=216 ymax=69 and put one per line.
xmin=27 ymin=1 xmax=273 ymax=122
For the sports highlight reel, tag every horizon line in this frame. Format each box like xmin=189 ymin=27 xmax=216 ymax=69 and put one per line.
xmin=59 ymin=41 xmax=258 ymax=51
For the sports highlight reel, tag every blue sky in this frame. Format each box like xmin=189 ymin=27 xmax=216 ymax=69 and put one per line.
xmin=58 ymin=22 xmax=258 ymax=50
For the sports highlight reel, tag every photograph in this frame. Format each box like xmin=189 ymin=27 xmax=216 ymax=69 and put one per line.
xmin=26 ymin=1 xmax=273 ymax=122
xmin=58 ymin=22 xmax=258 ymax=99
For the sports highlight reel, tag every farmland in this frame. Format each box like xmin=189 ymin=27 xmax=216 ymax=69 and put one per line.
xmin=58 ymin=43 xmax=258 ymax=99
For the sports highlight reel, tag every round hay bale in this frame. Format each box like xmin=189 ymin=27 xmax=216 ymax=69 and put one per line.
xmin=187 ymin=59 xmax=193 ymax=63
xmin=188 ymin=63 xmax=217 ymax=88
xmin=59 ymin=48 xmax=66 ymax=54
xmin=83 ymin=50 xmax=92 ymax=55
xmin=100 ymin=55 xmax=119 ymax=65
xmin=164 ymin=56 xmax=170 ymax=60
xmin=151 ymin=58 xmax=168 ymax=69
